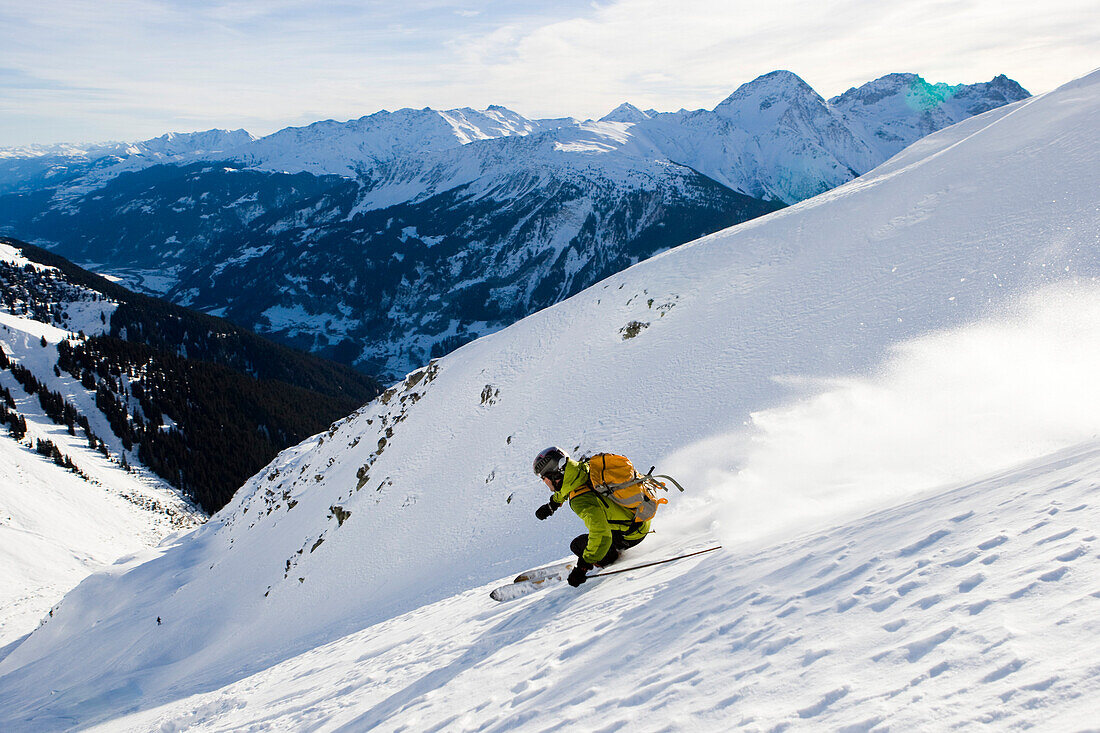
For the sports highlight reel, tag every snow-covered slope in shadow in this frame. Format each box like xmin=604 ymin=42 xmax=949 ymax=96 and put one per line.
xmin=0 ymin=71 xmax=1096 ymax=729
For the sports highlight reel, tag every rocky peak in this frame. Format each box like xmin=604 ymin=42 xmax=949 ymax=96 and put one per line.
xmin=828 ymin=73 xmax=923 ymax=107
xmin=831 ymin=73 xmax=1029 ymax=112
xmin=136 ymin=129 xmax=257 ymax=157
xmin=714 ymin=70 xmax=824 ymax=115
xmin=829 ymin=73 xmax=1030 ymax=161
xmin=950 ymin=74 xmax=1030 ymax=113
xmin=599 ymin=102 xmax=651 ymax=123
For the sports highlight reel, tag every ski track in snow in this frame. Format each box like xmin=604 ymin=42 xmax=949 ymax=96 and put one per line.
xmin=94 ymin=443 xmax=1100 ymax=732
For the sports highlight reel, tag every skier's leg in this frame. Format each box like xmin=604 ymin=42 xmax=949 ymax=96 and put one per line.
xmin=596 ymin=546 xmax=620 ymax=566
xmin=573 ymin=532 xmax=631 ymax=566
xmin=594 ymin=530 xmax=628 ymax=566
xmin=610 ymin=529 xmax=641 ymax=550
xmin=570 ymin=534 xmax=589 ymax=558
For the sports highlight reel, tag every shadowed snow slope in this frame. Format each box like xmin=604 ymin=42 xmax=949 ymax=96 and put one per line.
xmin=0 ymin=71 xmax=1097 ymax=730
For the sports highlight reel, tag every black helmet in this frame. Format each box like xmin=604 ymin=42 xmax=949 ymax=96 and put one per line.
xmin=533 ymin=446 xmax=568 ymax=480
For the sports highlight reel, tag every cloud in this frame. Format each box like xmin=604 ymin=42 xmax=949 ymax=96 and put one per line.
xmin=0 ymin=67 xmax=90 ymax=91
xmin=0 ymin=0 xmax=1096 ymax=145
xmin=447 ymin=0 xmax=1098 ymax=117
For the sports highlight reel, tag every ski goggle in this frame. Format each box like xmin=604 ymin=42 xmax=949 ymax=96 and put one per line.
xmin=534 ymin=452 xmax=567 ymax=478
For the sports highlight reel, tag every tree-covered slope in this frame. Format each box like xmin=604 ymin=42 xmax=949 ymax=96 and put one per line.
xmin=0 ymin=237 xmax=381 ymax=511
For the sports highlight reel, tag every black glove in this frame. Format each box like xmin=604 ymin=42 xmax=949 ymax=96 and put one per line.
xmin=567 ymin=560 xmax=593 ymax=587
xmin=534 ymin=500 xmax=561 ymax=521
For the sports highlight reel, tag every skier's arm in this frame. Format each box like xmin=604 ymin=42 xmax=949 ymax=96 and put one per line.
xmin=535 ymin=499 xmax=561 ymax=520
xmin=552 ymin=459 xmax=590 ymax=504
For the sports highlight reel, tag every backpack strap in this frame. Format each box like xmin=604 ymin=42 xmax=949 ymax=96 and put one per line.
xmin=650 ymin=473 xmax=686 ymax=492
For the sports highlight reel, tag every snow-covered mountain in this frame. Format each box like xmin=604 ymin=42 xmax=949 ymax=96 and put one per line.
xmin=0 ymin=129 xmax=256 ymax=197
xmin=830 ymin=73 xmax=1031 ymax=160
xmin=0 ymin=129 xmax=255 ymax=163
xmin=0 ymin=237 xmax=381 ymax=513
xmin=0 ymin=72 xmax=1027 ymax=376
xmin=232 ymin=105 xmax=558 ymax=178
xmin=0 ymin=69 xmax=1094 ymax=730
xmin=599 ymin=102 xmax=653 ymax=123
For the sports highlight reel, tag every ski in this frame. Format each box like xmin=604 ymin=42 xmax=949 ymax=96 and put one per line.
xmin=513 ymin=560 xmax=575 ymax=584
xmin=490 ymin=546 xmax=722 ymax=602
xmin=490 ymin=561 xmax=575 ymax=602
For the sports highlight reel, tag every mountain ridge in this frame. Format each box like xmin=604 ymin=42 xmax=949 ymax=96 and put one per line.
xmin=0 ymin=71 xmax=1030 ymax=375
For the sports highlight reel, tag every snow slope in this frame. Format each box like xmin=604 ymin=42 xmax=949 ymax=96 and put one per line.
xmin=0 ymin=70 xmax=1096 ymax=730
xmin=0 ymin=243 xmax=202 ymax=650
xmin=86 ymin=440 xmax=1100 ymax=731
xmin=0 ymin=421 xmax=195 ymax=654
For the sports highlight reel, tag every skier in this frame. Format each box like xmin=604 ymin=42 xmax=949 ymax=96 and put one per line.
xmin=532 ymin=446 xmax=650 ymax=587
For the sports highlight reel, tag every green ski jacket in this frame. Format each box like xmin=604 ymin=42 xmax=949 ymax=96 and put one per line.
xmin=551 ymin=458 xmax=650 ymax=564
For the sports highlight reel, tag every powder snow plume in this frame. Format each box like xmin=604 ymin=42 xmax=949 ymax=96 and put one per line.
xmin=661 ymin=283 xmax=1100 ymax=546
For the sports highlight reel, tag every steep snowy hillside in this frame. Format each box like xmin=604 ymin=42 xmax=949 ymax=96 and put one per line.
xmin=0 ymin=70 xmax=1093 ymax=730
xmin=0 ymin=72 xmax=1026 ymax=375
xmin=0 ymin=415 xmax=198 ymax=654
xmin=80 ymin=441 xmax=1100 ymax=731
xmin=0 ymin=243 xmax=201 ymax=651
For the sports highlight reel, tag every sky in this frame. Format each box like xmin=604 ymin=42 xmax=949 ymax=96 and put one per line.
xmin=0 ymin=0 xmax=1096 ymax=147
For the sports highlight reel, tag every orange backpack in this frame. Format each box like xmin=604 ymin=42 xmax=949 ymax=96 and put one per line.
xmin=582 ymin=453 xmax=684 ymax=523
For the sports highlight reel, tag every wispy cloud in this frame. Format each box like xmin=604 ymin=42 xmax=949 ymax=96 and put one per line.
xmin=444 ymin=0 xmax=1098 ymax=116
xmin=0 ymin=0 xmax=1095 ymax=145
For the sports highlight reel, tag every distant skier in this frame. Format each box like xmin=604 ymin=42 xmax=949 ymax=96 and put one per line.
xmin=532 ymin=446 xmax=652 ymax=587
